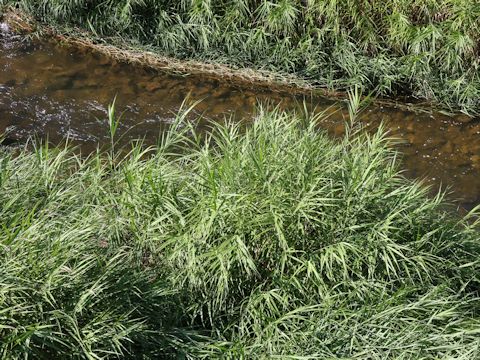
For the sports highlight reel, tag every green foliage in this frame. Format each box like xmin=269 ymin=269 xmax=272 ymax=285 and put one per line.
xmin=0 ymin=108 xmax=479 ymax=358
xmin=6 ymin=0 xmax=480 ymax=112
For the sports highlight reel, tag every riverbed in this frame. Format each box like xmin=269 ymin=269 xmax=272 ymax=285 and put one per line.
xmin=1 ymin=24 xmax=479 ymax=209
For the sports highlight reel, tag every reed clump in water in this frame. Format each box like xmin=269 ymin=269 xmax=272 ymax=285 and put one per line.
xmin=5 ymin=0 xmax=480 ymax=113
xmin=1 ymin=107 xmax=479 ymax=358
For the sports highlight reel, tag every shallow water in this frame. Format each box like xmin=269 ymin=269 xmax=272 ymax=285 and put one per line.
xmin=1 ymin=25 xmax=479 ymax=209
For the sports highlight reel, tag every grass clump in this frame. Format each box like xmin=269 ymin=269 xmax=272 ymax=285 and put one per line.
xmin=4 ymin=0 xmax=480 ymax=113
xmin=0 ymin=108 xmax=479 ymax=358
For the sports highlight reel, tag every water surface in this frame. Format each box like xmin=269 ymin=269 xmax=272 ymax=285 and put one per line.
xmin=1 ymin=26 xmax=479 ymax=208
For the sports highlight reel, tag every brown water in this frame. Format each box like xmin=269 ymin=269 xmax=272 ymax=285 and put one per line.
xmin=1 ymin=25 xmax=479 ymax=209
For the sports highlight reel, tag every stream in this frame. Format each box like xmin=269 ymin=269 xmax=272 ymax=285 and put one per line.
xmin=1 ymin=24 xmax=479 ymax=209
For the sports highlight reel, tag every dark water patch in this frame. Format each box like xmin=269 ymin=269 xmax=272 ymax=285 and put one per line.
xmin=1 ymin=28 xmax=479 ymax=208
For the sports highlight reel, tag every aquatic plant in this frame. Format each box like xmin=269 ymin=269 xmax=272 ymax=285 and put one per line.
xmin=4 ymin=0 xmax=480 ymax=113
xmin=0 ymin=107 xmax=479 ymax=358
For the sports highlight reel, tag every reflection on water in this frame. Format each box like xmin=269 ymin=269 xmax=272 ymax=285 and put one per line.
xmin=1 ymin=25 xmax=479 ymax=208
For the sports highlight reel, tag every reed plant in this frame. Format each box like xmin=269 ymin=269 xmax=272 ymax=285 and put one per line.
xmin=0 ymin=106 xmax=479 ymax=358
xmin=4 ymin=0 xmax=480 ymax=113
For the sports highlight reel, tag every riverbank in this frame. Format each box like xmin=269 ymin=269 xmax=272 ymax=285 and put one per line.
xmin=0 ymin=9 xmax=318 ymax=95
xmin=3 ymin=1 xmax=480 ymax=114
xmin=2 ymin=24 xmax=480 ymax=208
xmin=1 ymin=108 xmax=479 ymax=358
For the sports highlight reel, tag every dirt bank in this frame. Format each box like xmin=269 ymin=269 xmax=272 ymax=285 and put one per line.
xmin=0 ymin=7 xmax=469 ymax=117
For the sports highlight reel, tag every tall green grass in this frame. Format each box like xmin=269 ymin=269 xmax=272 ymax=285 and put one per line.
xmin=4 ymin=0 xmax=480 ymax=113
xmin=1 ymin=108 xmax=479 ymax=358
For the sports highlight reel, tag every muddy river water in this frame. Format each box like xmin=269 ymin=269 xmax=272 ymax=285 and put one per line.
xmin=1 ymin=26 xmax=479 ymax=209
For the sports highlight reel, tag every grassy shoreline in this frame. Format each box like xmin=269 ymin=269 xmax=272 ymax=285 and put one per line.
xmin=1 ymin=107 xmax=479 ymax=358
xmin=3 ymin=0 xmax=480 ymax=114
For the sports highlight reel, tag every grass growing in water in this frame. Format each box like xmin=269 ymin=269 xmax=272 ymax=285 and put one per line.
xmin=4 ymin=0 xmax=480 ymax=113
xmin=0 ymin=108 xmax=479 ymax=358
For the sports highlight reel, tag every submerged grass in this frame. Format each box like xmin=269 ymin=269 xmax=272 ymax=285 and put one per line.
xmin=0 ymin=107 xmax=480 ymax=358
xmin=3 ymin=0 xmax=480 ymax=113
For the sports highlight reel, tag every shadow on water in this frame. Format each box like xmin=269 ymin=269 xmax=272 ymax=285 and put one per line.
xmin=1 ymin=24 xmax=479 ymax=209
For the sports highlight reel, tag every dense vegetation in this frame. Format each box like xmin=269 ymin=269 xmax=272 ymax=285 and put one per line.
xmin=4 ymin=0 xmax=480 ymax=113
xmin=1 ymin=106 xmax=479 ymax=358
